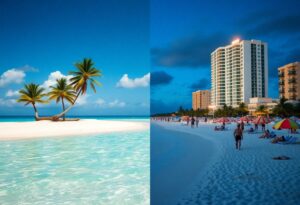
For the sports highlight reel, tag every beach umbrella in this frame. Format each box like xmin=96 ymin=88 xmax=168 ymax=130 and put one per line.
xmin=240 ymin=116 xmax=251 ymax=122
xmin=253 ymin=116 xmax=271 ymax=125
xmin=181 ymin=116 xmax=189 ymax=121
xmin=216 ymin=117 xmax=230 ymax=124
xmin=273 ymin=118 xmax=299 ymax=130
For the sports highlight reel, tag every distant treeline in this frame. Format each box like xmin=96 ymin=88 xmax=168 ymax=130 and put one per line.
xmin=152 ymin=98 xmax=300 ymax=118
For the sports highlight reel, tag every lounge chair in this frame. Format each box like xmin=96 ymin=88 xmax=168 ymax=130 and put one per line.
xmin=278 ymin=137 xmax=297 ymax=144
xmin=269 ymin=132 xmax=276 ymax=138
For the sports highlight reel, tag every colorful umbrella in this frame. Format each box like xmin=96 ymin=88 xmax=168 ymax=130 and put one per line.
xmin=273 ymin=118 xmax=299 ymax=130
xmin=181 ymin=116 xmax=189 ymax=121
xmin=240 ymin=116 xmax=251 ymax=122
xmin=216 ymin=117 xmax=230 ymax=123
xmin=253 ymin=116 xmax=271 ymax=125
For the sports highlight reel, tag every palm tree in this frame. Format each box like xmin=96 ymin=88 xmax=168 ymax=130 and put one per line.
xmin=272 ymin=98 xmax=288 ymax=117
xmin=17 ymin=83 xmax=48 ymax=121
xmin=256 ymin=105 xmax=268 ymax=115
xmin=237 ymin=102 xmax=248 ymax=116
xmin=52 ymin=58 xmax=102 ymax=120
xmin=48 ymin=78 xmax=76 ymax=120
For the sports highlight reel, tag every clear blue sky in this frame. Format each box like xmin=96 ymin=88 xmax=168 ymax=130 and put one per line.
xmin=151 ymin=0 xmax=300 ymax=114
xmin=0 ymin=0 xmax=150 ymax=116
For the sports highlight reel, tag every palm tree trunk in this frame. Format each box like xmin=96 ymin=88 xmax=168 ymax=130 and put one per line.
xmin=31 ymin=103 xmax=53 ymax=121
xmin=52 ymin=87 xmax=83 ymax=120
xmin=62 ymin=98 xmax=65 ymax=121
xmin=32 ymin=103 xmax=39 ymax=121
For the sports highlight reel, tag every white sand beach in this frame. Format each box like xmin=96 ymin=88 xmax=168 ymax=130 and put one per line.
xmin=152 ymin=120 xmax=300 ymax=205
xmin=0 ymin=120 xmax=149 ymax=140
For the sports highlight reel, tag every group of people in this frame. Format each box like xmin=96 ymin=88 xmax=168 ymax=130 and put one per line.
xmin=184 ymin=116 xmax=208 ymax=128
xmin=186 ymin=117 xmax=201 ymax=128
xmin=259 ymin=129 xmax=290 ymax=143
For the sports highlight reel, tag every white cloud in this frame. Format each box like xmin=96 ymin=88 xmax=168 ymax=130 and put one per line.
xmin=0 ymin=98 xmax=18 ymax=107
xmin=108 ymin=99 xmax=126 ymax=108
xmin=6 ymin=89 xmax=20 ymax=97
xmin=0 ymin=69 xmax=25 ymax=87
xmin=17 ymin=65 xmax=39 ymax=72
xmin=42 ymin=71 xmax=73 ymax=91
xmin=116 ymin=73 xmax=150 ymax=88
xmin=76 ymin=94 xmax=89 ymax=106
xmin=95 ymin=98 xmax=126 ymax=108
xmin=96 ymin=98 xmax=106 ymax=106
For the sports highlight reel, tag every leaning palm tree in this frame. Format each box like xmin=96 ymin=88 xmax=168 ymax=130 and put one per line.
xmin=17 ymin=83 xmax=48 ymax=121
xmin=52 ymin=58 xmax=102 ymax=120
xmin=48 ymin=78 xmax=76 ymax=120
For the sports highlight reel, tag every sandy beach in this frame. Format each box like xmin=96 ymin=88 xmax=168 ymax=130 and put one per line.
xmin=0 ymin=120 xmax=149 ymax=140
xmin=152 ymin=120 xmax=300 ymax=205
xmin=151 ymin=123 xmax=215 ymax=205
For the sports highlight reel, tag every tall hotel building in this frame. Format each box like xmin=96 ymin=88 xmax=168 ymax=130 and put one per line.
xmin=211 ymin=39 xmax=268 ymax=108
xmin=278 ymin=62 xmax=300 ymax=100
xmin=192 ymin=90 xmax=211 ymax=110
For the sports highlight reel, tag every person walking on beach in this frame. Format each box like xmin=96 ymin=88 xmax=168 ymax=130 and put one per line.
xmin=254 ymin=123 xmax=258 ymax=130
xmin=234 ymin=124 xmax=243 ymax=150
xmin=241 ymin=121 xmax=244 ymax=131
xmin=195 ymin=117 xmax=199 ymax=127
xmin=191 ymin=117 xmax=195 ymax=128
xmin=262 ymin=123 xmax=265 ymax=131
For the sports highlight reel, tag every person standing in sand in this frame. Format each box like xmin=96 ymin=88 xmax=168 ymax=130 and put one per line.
xmin=241 ymin=121 xmax=244 ymax=131
xmin=191 ymin=117 xmax=195 ymax=128
xmin=234 ymin=124 xmax=243 ymax=150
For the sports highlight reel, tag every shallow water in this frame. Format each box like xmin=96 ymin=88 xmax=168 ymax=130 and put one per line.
xmin=0 ymin=130 xmax=149 ymax=205
xmin=0 ymin=116 xmax=149 ymax=122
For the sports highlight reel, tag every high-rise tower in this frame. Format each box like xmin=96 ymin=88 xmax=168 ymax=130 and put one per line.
xmin=211 ymin=39 xmax=268 ymax=107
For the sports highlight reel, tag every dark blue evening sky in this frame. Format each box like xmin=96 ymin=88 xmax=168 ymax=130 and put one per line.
xmin=151 ymin=0 xmax=300 ymax=114
xmin=0 ymin=0 xmax=150 ymax=116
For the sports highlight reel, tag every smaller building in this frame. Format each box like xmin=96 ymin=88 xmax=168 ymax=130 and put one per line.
xmin=192 ymin=90 xmax=211 ymax=110
xmin=278 ymin=62 xmax=300 ymax=100
xmin=247 ymin=97 xmax=278 ymax=115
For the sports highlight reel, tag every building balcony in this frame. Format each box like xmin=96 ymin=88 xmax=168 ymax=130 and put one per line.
xmin=288 ymin=88 xmax=297 ymax=93
xmin=288 ymin=78 xmax=296 ymax=84
xmin=278 ymin=73 xmax=284 ymax=78
xmin=279 ymin=89 xmax=285 ymax=93
xmin=279 ymin=81 xmax=284 ymax=85
xmin=289 ymin=95 xmax=297 ymax=100
xmin=288 ymin=70 xmax=296 ymax=75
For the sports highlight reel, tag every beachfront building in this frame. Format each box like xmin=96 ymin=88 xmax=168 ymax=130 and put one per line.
xmin=247 ymin=97 xmax=278 ymax=115
xmin=211 ymin=39 xmax=268 ymax=108
xmin=278 ymin=62 xmax=300 ymax=100
xmin=192 ymin=90 xmax=211 ymax=110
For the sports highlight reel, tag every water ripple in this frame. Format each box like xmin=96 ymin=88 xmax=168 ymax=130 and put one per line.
xmin=0 ymin=131 xmax=150 ymax=205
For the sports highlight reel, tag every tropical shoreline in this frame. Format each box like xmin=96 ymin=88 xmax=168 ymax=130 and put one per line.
xmin=0 ymin=119 xmax=149 ymax=141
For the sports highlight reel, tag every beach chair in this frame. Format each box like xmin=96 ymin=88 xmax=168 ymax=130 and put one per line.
xmin=280 ymin=137 xmax=297 ymax=144
xmin=278 ymin=137 xmax=297 ymax=144
xmin=269 ymin=132 xmax=276 ymax=138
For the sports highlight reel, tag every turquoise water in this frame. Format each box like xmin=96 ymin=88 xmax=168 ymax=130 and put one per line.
xmin=0 ymin=130 xmax=149 ymax=204
xmin=0 ymin=116 xmax=149 ymax=122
